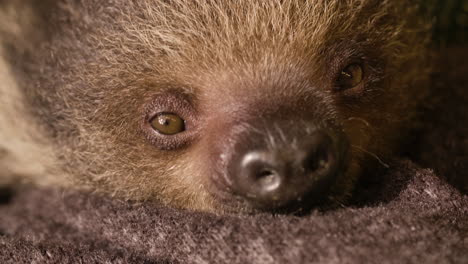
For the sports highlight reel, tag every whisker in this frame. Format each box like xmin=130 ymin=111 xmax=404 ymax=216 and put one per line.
xmin=346 ymin=117 xmax=371 ymax=128
xmin=352 ymin=145 xmax=390 ymax=169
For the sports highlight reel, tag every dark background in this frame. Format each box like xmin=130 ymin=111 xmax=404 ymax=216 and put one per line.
xmin=429 ymin=0 xmax=468 ymax=45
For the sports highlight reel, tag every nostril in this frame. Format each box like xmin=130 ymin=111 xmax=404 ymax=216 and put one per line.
xmin=255 ymin=169 xmax=281 ymax=192
xmin=240 ymin=151 xmax=283 ymax=193
xmin=300 ymin=132 xmax=337 ymax=176
xmin=304 ymin=145 xmax=332 ymax=172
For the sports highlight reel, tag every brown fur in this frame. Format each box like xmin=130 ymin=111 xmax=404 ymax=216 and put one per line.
xmin=0 ymin=0 xmax=432 ymax=213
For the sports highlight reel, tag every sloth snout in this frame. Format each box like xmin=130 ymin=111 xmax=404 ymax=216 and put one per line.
xmin=226 ymin=124 xmax=348 ymax=211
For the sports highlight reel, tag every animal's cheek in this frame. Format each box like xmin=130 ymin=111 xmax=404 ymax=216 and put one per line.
xmin=328 ymin=155 xmax=363 ymax=200
xmin=164 ymin=144 xmax=218 ymax=211
xmin=342 ymin=115 xmax=372 ymax=145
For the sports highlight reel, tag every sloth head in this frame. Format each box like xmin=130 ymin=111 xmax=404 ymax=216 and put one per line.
xmin=13 ymin=0 xmax=431 ymax=213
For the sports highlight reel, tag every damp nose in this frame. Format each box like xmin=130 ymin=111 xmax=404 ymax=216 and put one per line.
xmin=230 ymin=131 xmax=342 ymax=210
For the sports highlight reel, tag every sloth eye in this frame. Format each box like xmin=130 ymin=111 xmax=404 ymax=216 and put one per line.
xmin=150 ymin=113 xmax=185 ymax=135
xmin=336 ymin=63 xmax=363 ymax=90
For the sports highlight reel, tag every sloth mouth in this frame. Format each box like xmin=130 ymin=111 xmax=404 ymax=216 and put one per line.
xmin=212 ymin=167 xmax=351 ymax=215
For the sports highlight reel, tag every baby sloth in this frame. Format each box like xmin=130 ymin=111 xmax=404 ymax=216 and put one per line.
xmin=0 ymin=1 xmax=432 ymax=213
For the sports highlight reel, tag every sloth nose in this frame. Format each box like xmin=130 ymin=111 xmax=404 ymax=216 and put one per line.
xmin=230 ymin=131 xmax=342 ymax=211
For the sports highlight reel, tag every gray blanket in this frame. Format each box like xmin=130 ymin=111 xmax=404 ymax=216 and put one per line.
xmin=0 ymin=160 xmax=467 ymax=263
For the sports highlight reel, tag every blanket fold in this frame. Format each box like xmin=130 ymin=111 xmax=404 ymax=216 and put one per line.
xmin=1 ymin=160 xmax=467 ymax=263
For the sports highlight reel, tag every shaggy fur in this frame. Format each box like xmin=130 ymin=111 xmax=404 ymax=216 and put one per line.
xmin=0 ymin=0 xmax=432 ymax=213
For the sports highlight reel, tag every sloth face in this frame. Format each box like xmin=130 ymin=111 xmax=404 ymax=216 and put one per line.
xmin=138 ymin=61 xmax=369 ymax=212
xmin=12 ymin=0 xmax=430 ymax=213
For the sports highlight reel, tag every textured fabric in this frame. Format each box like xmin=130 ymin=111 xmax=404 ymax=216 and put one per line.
xmin=0 ymin=160 xmax=467 ymax=264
